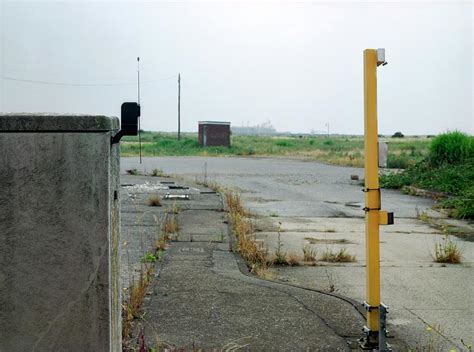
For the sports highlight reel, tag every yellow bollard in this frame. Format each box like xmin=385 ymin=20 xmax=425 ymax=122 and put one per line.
xmin=362 ymin=48 xmax=391 ymax=348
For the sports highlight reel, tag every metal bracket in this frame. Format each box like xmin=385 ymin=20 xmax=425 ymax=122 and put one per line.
xmin=362 ymin=301 xmax=379 ymax=312
xmin=359 ymin=326 xmax=378 ymax=350
xmin=379 ymin=303 xmax=392 ymax=351
xmin=111 ymin=102 xmax=140 ymax=145
xmin=362 ymin=188 xmax=381 ymax=212
xmin=359 ymin=302 xmax=393 ymax=350
xmin=363 ymin=206 xmax=381 ymax=212
xmin=362 ymin=188 xmax=380 ymax=193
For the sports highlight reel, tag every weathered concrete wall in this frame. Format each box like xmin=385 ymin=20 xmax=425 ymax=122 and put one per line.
xmin=0 ymin=114 xmax=121 ymax=351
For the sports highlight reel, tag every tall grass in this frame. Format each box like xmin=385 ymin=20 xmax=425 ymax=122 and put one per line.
xmin=381 ymin=131 xmax=474 ymax=219
xmin=224 ymin=191 xmax=270 ymax=273
xmin=429 ymin=131 xmax=473 ymax=166
xmin=433 ymin=235 xmax=462 ymax=264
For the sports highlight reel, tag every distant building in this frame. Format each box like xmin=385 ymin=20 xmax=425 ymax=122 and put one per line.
xmin=198 ymin=121 xmax=231 ymax=147
xmin=231 ymin=120 xmax=276 ymax=135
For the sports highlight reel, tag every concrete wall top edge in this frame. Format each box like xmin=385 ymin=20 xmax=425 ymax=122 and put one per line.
xmin=0 ymin=114 xmax=119 ymax=132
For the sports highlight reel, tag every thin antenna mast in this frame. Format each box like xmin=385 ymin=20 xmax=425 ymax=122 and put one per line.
xmin=178 ymin=73 xmax=181 ymax=140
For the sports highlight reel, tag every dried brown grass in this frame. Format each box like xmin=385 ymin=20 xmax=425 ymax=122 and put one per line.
xmin=122 ymin=263 xmax=154 ymax=340
xmin=225 ymin=191 xmax=270 ymax=275
xmin=148 ymin=195 xmax=162 ymax=206
xmin=287 ymin=253 xmax=301 ymax=266
xmin=302 ymin=244 xmax=317 ymax=262
xmin=321 ymin=248 xmax=356 ymax=262
xmin=162 ymin=214 xmax=179 ymax=234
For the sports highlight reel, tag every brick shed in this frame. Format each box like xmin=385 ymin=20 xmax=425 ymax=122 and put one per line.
xmin=198 ymin=121 xmax=231 ymax=147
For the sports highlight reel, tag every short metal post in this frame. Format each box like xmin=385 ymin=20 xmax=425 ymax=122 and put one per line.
xmin=379 ymin=303 xmax=391 ymax=351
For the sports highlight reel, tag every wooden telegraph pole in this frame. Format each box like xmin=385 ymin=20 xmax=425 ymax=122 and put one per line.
xmin=178 ymin=73 xmax=181 ymax=140
xmin=137 ymin=56 xmax=142 ymax=164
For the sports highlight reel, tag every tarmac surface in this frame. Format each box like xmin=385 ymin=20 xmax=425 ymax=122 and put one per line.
xmin=121 ymin=156 xmax=474 ymax=351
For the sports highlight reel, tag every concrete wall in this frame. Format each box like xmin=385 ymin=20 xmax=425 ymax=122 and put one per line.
xmin=0 ymin=114 xmax=121 ymax=351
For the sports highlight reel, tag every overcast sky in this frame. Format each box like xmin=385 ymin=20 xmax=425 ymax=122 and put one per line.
xmin=0 ymin=0 xmax=472 ymax=135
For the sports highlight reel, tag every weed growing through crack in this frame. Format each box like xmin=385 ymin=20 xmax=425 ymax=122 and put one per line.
xmin=126 ymin=168 xmax=141 ymax=176
xmin=148 ymin=195 xmax=162 ymax=207
xmin=141 ymin=252 xmax=158 ymax=263
xmin=162 ymin=213 xmax=179 ymax=235
xmin=225 ymin=190 xmax=270 ymax=276
xmin=150 ymin=168 xmax=165 ymax=177
xmin=287 ymin=253 xmax=301 ymax=266
xmin=409 ymin=324 xmax=446 ymax=352
xmin=123 ymin=203 xmax=175 ymax=349
xmin=324 ymin=267 xmax=338 ymax=293
xmin=461 ymin=339 xmax=473 ymax=351
xmin=155 ymin=235 xmax=167 ymax=251
xmin=433 ymin=235 xmax=462 ymax=263
xmin=417 ymin=209 xmax=431 ymax=223
xmin=225 ymin=191 xmax=248 ymax=217
xmin=302 ymin=244 xmax=317 ymax=262
xmin=199 ymin=179 xmax=223 ymax=193
xmin=273 ymin=222 xmax=289 ymax=265
xmin=170 ymin=202 xmax=181 ymax=214
xmin=122 ymin=262 xmax=154 ymax=341
xmin=321 ymin=248 xmax=356 ymax=262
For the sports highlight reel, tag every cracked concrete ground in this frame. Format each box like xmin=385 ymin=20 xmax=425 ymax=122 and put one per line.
xmin=122 ymin=156 xmax=474 ymax=351
xmin=120 ymin=173 xmax=409 ymax=351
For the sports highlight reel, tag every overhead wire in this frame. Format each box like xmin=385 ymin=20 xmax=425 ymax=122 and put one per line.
xmin=0 ymin=74 xmax=177 ymax=87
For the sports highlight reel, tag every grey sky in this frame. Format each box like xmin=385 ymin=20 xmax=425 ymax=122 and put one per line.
xmin=0 ymin=1 xmax=472 ymax=135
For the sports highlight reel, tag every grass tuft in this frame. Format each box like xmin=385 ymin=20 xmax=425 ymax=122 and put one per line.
xmin=162 ymin=214 xmax=179 ymax=234
xmin=321 ymin=248 xmax=356 ymax=262
xmin=141 ymin=252 xmax=157 ymax=263
xmin=148 ymin=195 xmax=162 ymax=207
xmin=122 ymin=263 xmax=154 ymax=340
xmin=433 ymin=235 xmax=462 ymax=264
xmin=302 ymin=244 xmax=317 ymax=262
xmin=287 ymin=253 xmax=301 ymax=266
xmin=150 ymin=168 xmax=165 ymax=177
xmin=126 ymin=168 xmax=141 ymax=176
xmin=225 ymin=190 xmax=270 ymax=276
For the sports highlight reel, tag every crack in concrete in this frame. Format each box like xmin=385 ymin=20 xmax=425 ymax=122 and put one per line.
xmin=404 ymin=307 xmax=462 ymax=350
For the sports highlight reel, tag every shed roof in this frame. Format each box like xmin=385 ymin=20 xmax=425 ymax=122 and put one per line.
xmin=198 ymin=121 xmax=230 ymax=126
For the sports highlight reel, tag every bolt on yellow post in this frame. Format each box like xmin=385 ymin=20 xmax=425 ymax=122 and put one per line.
xmin=360 ymin=48 xmax=393 ymax=351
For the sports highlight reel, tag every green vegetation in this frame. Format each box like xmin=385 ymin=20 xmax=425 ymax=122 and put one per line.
xmin=302 ymin=244 xmax=317 ymax=262
xmin=126 ymin=168 xmax=141 ymax=175
xmin=381 ymin=131 xmax=474 ymax=219
xmin=150 ymin=168 xmax=165 ymax=177
xmin=122 ymin=132 xmax=429 ymax=168
xmin=433 ymin=235 xmax=462 ymax=264
xmin=392 ymin=131 xmax=404 ymax=138
xmin=141 ymin=252 xmax=158 ymax=263
xmin=320 ymin=248 xmax=356 ymax=262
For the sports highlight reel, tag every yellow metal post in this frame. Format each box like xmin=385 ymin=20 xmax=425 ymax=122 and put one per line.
xmin=362 ymin=48 xmax=386 ymax=347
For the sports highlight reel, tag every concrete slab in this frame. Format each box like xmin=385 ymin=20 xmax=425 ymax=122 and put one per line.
xmin=121 ymin=156 xmax=474 ymax=351
xmin=120 ymin=174 xmax=409 ymax=350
